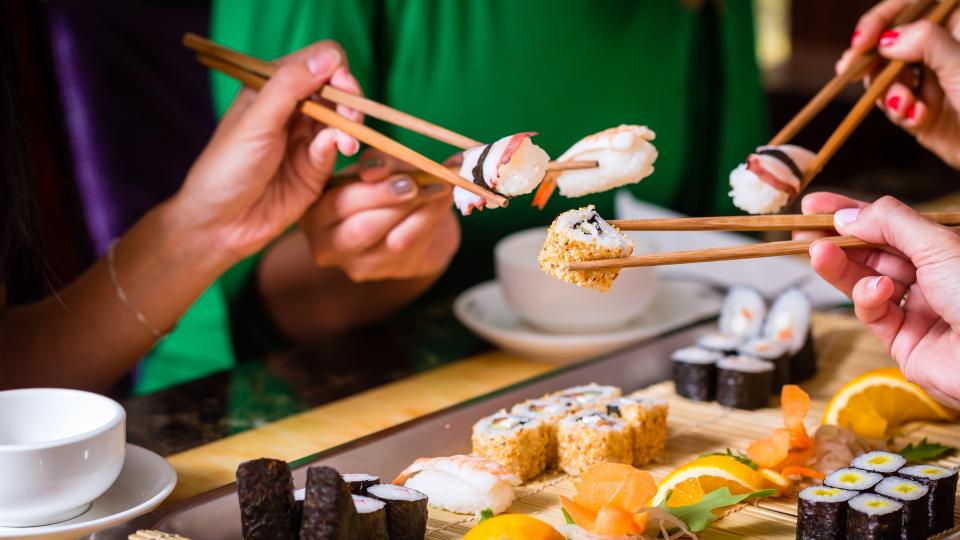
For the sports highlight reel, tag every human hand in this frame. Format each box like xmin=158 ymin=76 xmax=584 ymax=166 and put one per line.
xmin=801 ymin=192 xmax=960 ymax=409
xmin=298 ymin=149 xmax=461 ymax=282
xmin=837 ymin=0 xmax=960 ymax=169
xmin=171 ymin=40 xmax=363 ymax=262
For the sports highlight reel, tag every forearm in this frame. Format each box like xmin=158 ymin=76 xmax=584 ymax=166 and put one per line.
xmin=258 ymin=231 xmax=439 ymax=339
xmin=0 ymin=198 xmax=233 ymax=391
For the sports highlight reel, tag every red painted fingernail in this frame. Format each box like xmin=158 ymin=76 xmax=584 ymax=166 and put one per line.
xmin=906 ymin=104 xmax=917 ymax=119
xmin=851 ymin=29 xmax=861 ymax=45
xmin=887 ymin=95 xmax=901 ymax=110
xmin=879 ymin=30 xmax=900 ymax=47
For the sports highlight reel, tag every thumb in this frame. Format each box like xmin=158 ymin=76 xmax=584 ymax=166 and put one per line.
xmin=878 ymin=20 xmax=960 ymax=81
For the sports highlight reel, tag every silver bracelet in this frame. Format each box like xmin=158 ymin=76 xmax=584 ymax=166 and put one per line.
xmin=107 ymin=239 xmax=164 ymax=339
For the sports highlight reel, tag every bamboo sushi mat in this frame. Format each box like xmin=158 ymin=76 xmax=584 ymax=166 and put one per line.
xmin=423 ymin=316 xmax=960 ymax=539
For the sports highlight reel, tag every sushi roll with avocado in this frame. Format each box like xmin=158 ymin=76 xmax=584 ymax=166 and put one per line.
xmin=557 ymin=411 xmax=633 ymax=475
xmin=552 ymin=383 xmax=622 ymax=410
xmin=236 ymin=458 xmax=300 ymax=540
xmin=851 ymin=452 xmax=907 ymax=477
xmin=538 ymin=206 xmax=634 ymax=292
xmin=301 ymin=466 xmax=357 ymax=540
xmin=696 ymin=332 xmax=745 ymax=356
xmin=454 ymin=132 xmax=549 ymax=215
xmin=765 ymin=288 xmax=816 ymax=382
xmin=719 ymin=286 xmax=767 ymax=338
xmin=671 ymin=346 xmax=721 ymax=402
xmin=796 ymin=486 xmax=857 ymax=540
xmin=737 ymin=337 xmax=790 ymax=392
xmin=606 ymin=392 xmax=668 ymax=466
xmin=715 ymin=355 xmax=775 ymax=410
xmin=350 ymin=495 xmax=389 ymax=540
xmin=898 ymin=464 xmax=958 ymax=534
xmin=728 ymin=144 xmax=815 ymax=214
xmin=846 ymin=493 xmax=904 ymax=540
xmin=824 ymin=468 xmax=884 ymax=492
xmin=874 ymin=477 xmax=929 ymax=540
xmin=341 ymin=473 xmax=379 ymax=496
xmin=366 ymin=484 xmax=429 ymax=540
xmin=471 ymin=410 xmax=549 ymax=481
xmin=510 ymin=397 xmax=579 ymax=469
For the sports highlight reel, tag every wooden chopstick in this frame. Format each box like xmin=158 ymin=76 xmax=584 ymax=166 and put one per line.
xmin=610 ymin=211 xmax=960 ymax=231
xmin=768 ymin=0 xmax=935 ymax=146
xmin=128 ymin=531 xmax=190 ymax=540
xmin=801 ymin=0 xmax=958 ymax=190
xmin=327 ymin=158 xmax=597 ymax=189
xmin=195 ymin=53 xmax=508 ymax=207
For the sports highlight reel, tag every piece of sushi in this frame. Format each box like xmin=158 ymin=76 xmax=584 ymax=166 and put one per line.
xmin=728 ymin=144 xmax=816 ymax=214
xmin=510 ymin=397 xmax=579 ymax=469
xmin=796 ymin=486 xmax=858 ymax=540
xmin=552 ymin=383 xmax=622 ymax=410
xmin=300 ymin=466 xmax=356 ymax=540
xmin=696 ymin=332 xmax=745 ymax=356
xmin=898 ymin=464 xmax=958 ymax=534
xmin=538 ymin=206 xmax=634 ymax=292
xmin=719 ymin=286 xmax=767 ymax=338
xmin=236 ymin=458 xmax=300 ymax=540
xmin=765 ymin=288 xmax=816 ymax=382
xmin=846 ymin=493 xmax=904 ymax=540
xmin=851 ymin=452 xmax=907 ymax=477
xmin=874 ymin=477 xmax=930 ymax=540
xmin=557 ymin=411 xmax=633 ymax=475
xmin=350 ymin=495 xmax=388 ymax=540
xmin=824 ymin=468 xmax=884 ymax=492
xmin=671 ymin=346 xmax=721 ymax=402
xmin=606 ymin=392 xmax=668 ymax=466
xmin=471 ymin=410 xmax=549 ymax=481
xmin=737 ymin=338 xmax=789 ymax=392
xmin=454 ymin=132 xmax=549 ymax=215
xmin=553 ymin=125 xmax=658 ymax=198
xmin=393 ymin=455 xmax=520 ymax=515
xmin=715 ymin=355 xmax=774 ymax=410
xmin=365 ymin=484 xmax=428 ymax=540
xmin=341 ymin=473 xmax=379 ymax=495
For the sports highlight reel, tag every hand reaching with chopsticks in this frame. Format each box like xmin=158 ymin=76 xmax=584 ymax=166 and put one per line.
xmin=839 ymin=0 xmax=960 ymax=169
xmin=801 ymin=192 xmax=960 ymax=408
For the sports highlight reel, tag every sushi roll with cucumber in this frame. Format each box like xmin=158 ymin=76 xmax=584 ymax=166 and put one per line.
xmin=557 ymin=411 xmax=633 ymax=475
xmin=898 ymin=464 xmax=958 ymax=534
xmin=301 ymin=466 xmax=357 ymax=540
xmin=846 ymin=493 xmax=904 ymax=540
xmin=510 ymin=397 xmax=579 ymax=469
xmin=606 ymin=392 xmax=668 ymax=466
xmin=851 ymin=452 xmax=907 ymax=477
xmin=538 ymin=206 xmax=634 ymax=292
xmin=737 ymin=338 xmax=790 ymax=392
xmin=671 ymin=346 xmax=721 ymax=402
xmin=696 ymin=332 xmax=745 ymax=356
xmin=454 ymin=132 xmax=549 ymax=215
xmin=715 ymin=355 xmax=775 ymax=410
xmin=824 ymin=468 xmax=884 ymax=492
xmin=719 ymin=286 xmax=767 ymax=338
xmin=553 ymin=383 xmax=622 ymax=410
xmin=350 ymin=495 xmax=389 ymax=540
xmin=366 ymin=484 xmax=428 ymax=540
xmin=341 ymin=473 xmax=379 ymax=495
xmin=471 ymin=410 xmax=549 ymax=481
xmin=236 ymin=458 xmax=300 ymax=540
xmin=796 ymin=486 xmax=858 ymax=540
xmin=765 ymin=288 xmax=816 ymax=382
xmin=729 ymin=144 xmax=815 ymax=214
xmin=874 ymin=477 xmax=930 ymax=540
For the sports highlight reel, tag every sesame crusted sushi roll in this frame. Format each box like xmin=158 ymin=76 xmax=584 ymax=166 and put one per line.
xmin=846 ymin=493 xmax=904 ymax=540
xmin=671 ymin=346 xmax=721 ymax=402
xmin=719 ymin=286 xmax=767 ymax=338
xmin=606 ymin=393 xmax=668 ymax=466
xmin=538 ymin=206 xmax=634 ymax=292
xmin=737 ymin=337 xmax=790 ymax=392
xmin=453 ymin=132 xmax=550 ymax=215
xmin=557 ymin=411 xmax=633 ymax=476
xmin=553 ymin=383 xmax=622 ymax=410
xmin=471 ymin=410 xmax=549 ymax=481
xmin=765 ymin=288 xmax=815 ymax=382
xmin=851 ymin=452 xmax=907 ymax=477
xmin=874 ymin=477 xmax=930 ymax=540
xmin=554 ymin=125 xmax=658 ymax=198
xmin=696 ymin=332 xmax=745 ymax=356
xmin=511 ymin=397 xmax=579 ymax=469
xmin=715 ymin=355 xmax=775 ymax=410
xmin=797 ymin=486 xmax=858 ymax=540
xmin=824 ymin=468 xmax=884 ymax=492
xmin=898 ymin=464 xmax=958 ymax=534
xmin=729 ymin=144 xmax=815 ymax=214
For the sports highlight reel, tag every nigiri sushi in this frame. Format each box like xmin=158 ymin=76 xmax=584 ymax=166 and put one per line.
xmin=393 ymin=455 xmax=520 ymax=515
xmin=454 ymin=132 xmax=550 ymax=215
xmin=729 ymin=144 xmax=815 ymax=214
xmin=538 ymin=206 xmax=634 ymax=292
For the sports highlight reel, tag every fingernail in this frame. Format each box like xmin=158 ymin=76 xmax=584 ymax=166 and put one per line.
xmin=851 ymin=29 xmax=861 ymax=46
xmin=420 ymin=182 xmax=445 ymax=195
xmin=391 ymin=176 xmax=415 ymax=196
xmin=868 ymin=275 xmax=883 ymax=290
xmin=307 ymin=49 xmax=341 ymax=76
xmin=834 ymin=207 xmax=861 ymax=227
xmin=361 ymin=157 xmax=385 ymax=170
xmin=887 ymin=95 xmax=901 ymax=111
xmin=906 ymin=104 xmax=917 ymax=119
xmin=879 ymin=30 xmax=899 ymax=48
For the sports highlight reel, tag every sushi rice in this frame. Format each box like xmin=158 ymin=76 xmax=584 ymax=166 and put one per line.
xmin=824 ymin=468 xmax=884 ymax=491
xmin=851 ymin=451 xmax=907 ymax=475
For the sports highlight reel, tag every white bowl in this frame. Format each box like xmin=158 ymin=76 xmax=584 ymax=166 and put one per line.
xmin=0 ymin=389 xmax=126 ymax=527
xmin=494 ymin=227 xmax=659 ymax=333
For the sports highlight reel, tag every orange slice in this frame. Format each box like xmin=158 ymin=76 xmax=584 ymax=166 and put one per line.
xmin=651 ymin=455 xmax=765 ymax=507
xmin=666 ymin=478 xmax=706 ymax=507
xmin=759 ymin=468 xmax=791 ymax=497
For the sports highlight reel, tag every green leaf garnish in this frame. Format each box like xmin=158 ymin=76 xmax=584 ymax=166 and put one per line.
xmin=900 ymin=438 xmax=957 ymax=463
xmin=660 ymin=487 xmax=776 ymax=532
xmin=478 ymin=508 xmax=495 ymax=523
xmin=699 ymin=448 xmax=758 ymax=470
xmin=561 ymin=507 xmax=575 ymax=525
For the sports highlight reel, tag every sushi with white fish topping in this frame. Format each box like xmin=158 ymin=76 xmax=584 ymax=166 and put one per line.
xmin=393 ymin=455 xmax=520 ymax=515
xmin=554 ymin=125 xmax=658 ymax=198
xmin=454 ymin=132 xmax=549 ymax=215
xmin=846 ymin=493 xmax=904 ymax=540
xmin=729 ymin=144 xmax=816 ymax=214
xmin=538 ymin=206 xmax=634 ymax=292
xmin=765 ymin=288 xmax=816 ymax=382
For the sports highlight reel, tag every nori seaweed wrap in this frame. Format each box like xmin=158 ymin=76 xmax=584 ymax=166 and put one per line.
xmin=797 ymin=486 xmax=857 ymax=540
xmin=671 ymin=346 xmax=721 ymax=402
xmin=846 ymin=493 xmax=903 ymax=540
xmin=875 ymin=477 xmax=929 ymax=540
xmin=342 ymin=473 xmax=379 ymax=495
xmin=237 ymin=458 xmax=300 ymax=540
xmin=898 ymin=464 xmax=958 ymax=534
xmin=350 ymin=495 xmax=389 ymax=540
xmin=300 ymin=466 xmax=356 ymax=540
xmin=367 ymin=483 xmax=428 ymax=540
xmin=715 ymin=355 xmax=774 ymax=410
xmin=737 ymin=337 xmax=789 ymax=392
xmin=791 ymin=328 xmax=817 ymax=382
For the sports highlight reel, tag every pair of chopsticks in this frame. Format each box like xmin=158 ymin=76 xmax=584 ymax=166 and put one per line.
xmin=567 ymin=212 xmax=960 ymax=270
xmin=182 ymin=34 xmax=596 ymax=204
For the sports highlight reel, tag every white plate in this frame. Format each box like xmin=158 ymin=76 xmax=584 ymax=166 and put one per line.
xmin=454 ymin=280 xmax=721 ymax=363
xmin=0 ymin=444 xmax=176 ymax=540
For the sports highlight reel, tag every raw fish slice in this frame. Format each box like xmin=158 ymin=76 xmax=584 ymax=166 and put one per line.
xmin=554 ymin=125 xmax=657 ymax=198
xmin=393 ymin=455 xmax=521 ymax=489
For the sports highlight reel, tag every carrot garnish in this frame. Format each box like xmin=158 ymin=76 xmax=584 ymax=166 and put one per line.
xmin=781 ymin=466 xmax=826 ymax=481
xmin=532 ymin=172 xmax=557 ymax=209
xmin=748 ymin=386 xmax=814 ymax=472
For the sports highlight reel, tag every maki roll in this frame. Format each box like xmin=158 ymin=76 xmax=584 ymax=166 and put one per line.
xmin=471 ymin=410 xmax=549 ymax=481
xmin=510 ymin=397 xmax=579 ymax=469
xmin=671 ymin=346 xmax=721 ymax=402
xmin=300 ymin=466 xmax=356 ymax=540
xmin=236 ymin=458 xmax=300 ymax=540
xmin=552 ymin=125 xmax=658 ymax=198
xmin=824 ymin=468 xmax=884 ymax=492
xmin=606 ymin=392 xmax=668 ymax=466
xmin=552 ymin=383 xmax=622 ymax=410
xmin=366 ymin=484 xmax=429 ymax=539
xmin=898 ymin=464 xmax=958 ymax=534
xmin=341 ymin=473 xmax=379 ymax=495
xmin=728 ymin=144 xmax=815 ymax=214
xmin=557 ymin=411 xmax=633 ymax=475
xmin=797 ymin=486 xmax=857 ymax=540
xmin=696 ymin=332 xmax=745 ymax=356
xmin=846 ymin=493 xmax=904 ymax=540
xmin=719 ymin=286 xmax=767 ymax=338
xmin=765 ymin=288 xmax=816 ymax=382
xmin=715 ymin=356 xmax=774 ymax=410
xmin=851 ymin=452 xmax=907 ymax=477
xmin=350 ymin=495 xmax=389 ymax=540
xmin=538 ymin=206 xmax=634 ymax=292
xmin=737 ymin=338 xmax=790 ymax=392
xmin=454 ymin=132 xmax=549 ymax=215
xmin=874 ymin=477 xmax=929 ymax=540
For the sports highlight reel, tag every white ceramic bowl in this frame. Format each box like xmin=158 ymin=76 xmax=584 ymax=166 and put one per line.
xmin=495 ymin=227 xmax=659 ymax=333
xmin=0 ymin=388 xmax=126 ymax=527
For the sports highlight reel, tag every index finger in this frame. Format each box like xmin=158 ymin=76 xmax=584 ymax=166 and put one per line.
xmin=852 ymin=0 xmax=916 ymax=52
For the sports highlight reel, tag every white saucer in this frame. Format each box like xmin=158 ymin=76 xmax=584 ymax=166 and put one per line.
xmin=454 ymin=280 xmax=721 ymax=363
xmin=0 ymin=444 xmax=176 ymax=540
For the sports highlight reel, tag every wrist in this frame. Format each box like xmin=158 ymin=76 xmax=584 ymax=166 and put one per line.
xmin=152 ymin=196 xmax=240 ymax=277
